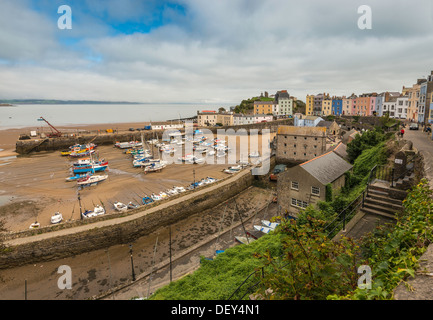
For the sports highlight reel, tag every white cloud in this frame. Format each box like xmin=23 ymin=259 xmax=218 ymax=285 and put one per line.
xmin=1 ymin=0 xmax=433 ymax=103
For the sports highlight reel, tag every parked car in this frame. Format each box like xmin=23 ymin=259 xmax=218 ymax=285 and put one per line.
xmin=269 ymin=164 xmax=287 ymax=181
xmin=409 ymin=123 xmax=419 ymax=130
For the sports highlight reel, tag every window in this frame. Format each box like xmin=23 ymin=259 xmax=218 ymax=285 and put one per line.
xmin=291 ymin=198 xmax=308 ymax=209
xmin=294 ymin=136 xmax=297 ymax=140
xmin=294 ymin=144 xmax=296 ymax=148
xmin=291 ymin=181 xmax=299 ymax=190
xmin=312 ymin=186 xmax=320 ymax=196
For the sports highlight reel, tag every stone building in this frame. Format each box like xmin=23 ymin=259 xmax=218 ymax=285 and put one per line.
xmin=275 ymin=126 xmax=327 ymax=164
xmin=277 ymin=148 xmax=353 ymax=217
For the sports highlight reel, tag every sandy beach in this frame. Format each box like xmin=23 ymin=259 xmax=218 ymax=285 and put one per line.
xmin=0 ymin=121 xmax=277 ymax=300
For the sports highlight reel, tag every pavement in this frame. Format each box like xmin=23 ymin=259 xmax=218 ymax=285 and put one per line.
xmin=393 ymin=126 xmax=433 ymax=300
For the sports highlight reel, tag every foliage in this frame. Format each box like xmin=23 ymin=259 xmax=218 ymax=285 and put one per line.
xmin=149 ymin=231 xmax=285 ymax=300
xmin=347 ymin=129 xmax=385 ymax=163
xmin=325 ymin=184 xmax=333 ymax=202
xmin=330 ymin=179 xmax=433 ymax=299
xmin=253 ymin=217 xmax=363 ymax=300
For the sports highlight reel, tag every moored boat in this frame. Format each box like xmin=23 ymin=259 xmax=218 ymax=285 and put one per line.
xmin=114 ymin=202 xmax=128 ymax=212
xmin=50 ymin=212 xmax=63 ymax=224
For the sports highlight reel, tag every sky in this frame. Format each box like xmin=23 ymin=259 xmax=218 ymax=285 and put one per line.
xmin=0 ymin=0 xmax=433 ymax=105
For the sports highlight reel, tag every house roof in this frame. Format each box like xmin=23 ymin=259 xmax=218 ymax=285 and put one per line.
xmin=299 ymin=150 xmax=352 ymax=185
xmin=317 ymin=120 xmax=333 ymax=128
xmin=277 ymin=126 xmax=326 ymax=136
xmin=328 ymin=142 xmax=348 ymax=160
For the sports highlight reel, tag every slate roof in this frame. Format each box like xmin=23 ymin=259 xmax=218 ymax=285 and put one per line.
xmin=277 ymin=126 xmax=326 ymax=136
xmin=299 ymin=150 xmax=352 ymax=185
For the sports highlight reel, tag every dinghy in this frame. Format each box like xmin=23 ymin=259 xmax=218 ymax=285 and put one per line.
xmin=50 ymin=212 xmax=63 ymax=224
xmin=114 ymin=202 xmax=128 ymax=212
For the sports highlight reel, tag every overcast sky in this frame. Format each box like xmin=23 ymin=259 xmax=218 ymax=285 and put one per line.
xmin=1 ymin=0 xmax=433 ymax=104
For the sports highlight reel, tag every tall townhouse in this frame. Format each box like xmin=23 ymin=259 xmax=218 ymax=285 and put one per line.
xmin=423 ymin=71 xmax=433 ymax=124
xmin=275 ymin=90 xmax=293 ymax=117
xmin=419 ymin=82 xmax=428 ymax=123
xmin=404 ymin=80 xmax=422 ymax=122
xmin=395 ymin=95 xmax=409 ymax=119
xmin=321 ymin=94 xmax=332 ymax=116
xmin=353 ymin=94 xmax=370 ymax=116
xmin=382 ymin=96 xmax=398 ymax=118
xmin=331 ymin=97 xmax=343 ymax=116
xmin=313 ymin=93 xmax=325 ymax=116
xmin=306 ymin=94 xmax=314 ymax=116
xmin=375 ymin=93 xmax=386 ymax=116
xmin=342 ymin=96 xmax=352 ymax=116
xmin=368 ymin=93 xmax=377 ymax=116
xmin=254 ymin=100 xmax=275 ymax=115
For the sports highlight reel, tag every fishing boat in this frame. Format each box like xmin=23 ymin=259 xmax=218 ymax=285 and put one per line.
xmin=50 ymin=212 xmax=63 ymax=224
xmin=65 ymin=173 xmax=93 ymax=182
xmin=261 ymin=220 xmax=279 ymax=230
xmin=224 ymin=166 xmax=241 ymax=174
xmin=113 ymin=202 xmax=128 ymax=212
xmin=69 ymin=149 xmax=96 ymax=158
xmin=253 ymin=225 xmax=271 ymax=234
xmin=77 ymin=174 xmax=108 ymax=186
xmin=72 ymin=163 xmax=108 ymax=174
xmin=159 ymin=191 xmax=169 ymax=199
xmin=29 ymin=221 xmax=40 ymax=229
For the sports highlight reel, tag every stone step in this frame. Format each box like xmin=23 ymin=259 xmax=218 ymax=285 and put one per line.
xmin=364 ymin=196 xmax=403 ymax=211
xmin=368 ymin=184 xmax=408 ymax=200
xmin=360 ymin=207 xmax=397 ymax=220
xmin=362 ymin=201 xmax=399 ymax=216
xmin=366 ymin=192 xmax=403 ymax=206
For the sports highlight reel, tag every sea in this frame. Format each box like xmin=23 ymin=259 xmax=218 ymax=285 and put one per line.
xmin=0 ymin=103 xmax=233 ymax=130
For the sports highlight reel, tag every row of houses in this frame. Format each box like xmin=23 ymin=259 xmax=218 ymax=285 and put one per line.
xmin=196 ymin=110 xmax=273 ymax=127
xmin=253 ymin=90 xmax=297 ymax=117
xmin=305 ymin=70 xmax=433 ymax=124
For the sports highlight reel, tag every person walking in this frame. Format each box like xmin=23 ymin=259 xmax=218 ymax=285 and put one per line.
xmin=400 ymin=128 xmax=405 ymax=139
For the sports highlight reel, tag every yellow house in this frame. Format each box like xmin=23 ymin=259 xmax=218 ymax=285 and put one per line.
xmin=306 ymin=95 xmax=314 ymax=115
xmin=254 ymin=101 xmax=274 ymax=115
xmin=321 ymin=98 xmax=332 ymax=116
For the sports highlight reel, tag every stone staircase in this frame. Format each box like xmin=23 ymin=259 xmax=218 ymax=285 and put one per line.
xmin=361 ymin=182 xmax=407 ymax=221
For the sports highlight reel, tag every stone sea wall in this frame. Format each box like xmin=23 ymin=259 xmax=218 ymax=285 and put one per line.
xmin=0 ymin=169 xmax=255 ymax=269
xmin=15 ymin=119 xmax=293 ymax=154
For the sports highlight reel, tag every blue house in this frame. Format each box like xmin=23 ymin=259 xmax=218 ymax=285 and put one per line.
xmin=331 ymin=99 xmax=343 ymax=116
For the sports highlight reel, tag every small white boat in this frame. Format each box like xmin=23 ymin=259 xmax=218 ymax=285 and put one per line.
xmin=151 ymin=193 xmax=162 ymax=201
xmin=93 ymin=205 xmax=105 ymax=215
xmin=249 ymin=151 xmax=260 ymax=158
xmin=174 ymin=186 xmax=186 ymax=193
xmin=261 ymin=220 xmax=279 ymax=230
xmin=50 ymin=212 xmax=63 ymax=224
xmin=114 ymin=202 xmax=128 ymax=212
xmin=77 ymin=174 xmax=108 ymax=186
xmin=29 ymin=221 xmax=40 ymax=229
xmin=235 ymin=235 xmax=255 ymax=244
xmin=144 ymin=162 xmax=167 ymax=173
xmin=254 ymin=225 xmax=271 ymax=234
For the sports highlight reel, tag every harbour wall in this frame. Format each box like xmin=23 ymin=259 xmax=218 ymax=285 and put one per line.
xmin=0 ymin=168 xmax=256 ymax=269
xmin=15 ymin=119 xmax=293 ymax=154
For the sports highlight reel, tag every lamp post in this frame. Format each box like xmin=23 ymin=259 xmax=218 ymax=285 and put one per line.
xmin=129 ymin=244 xmax=135 ymax=281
